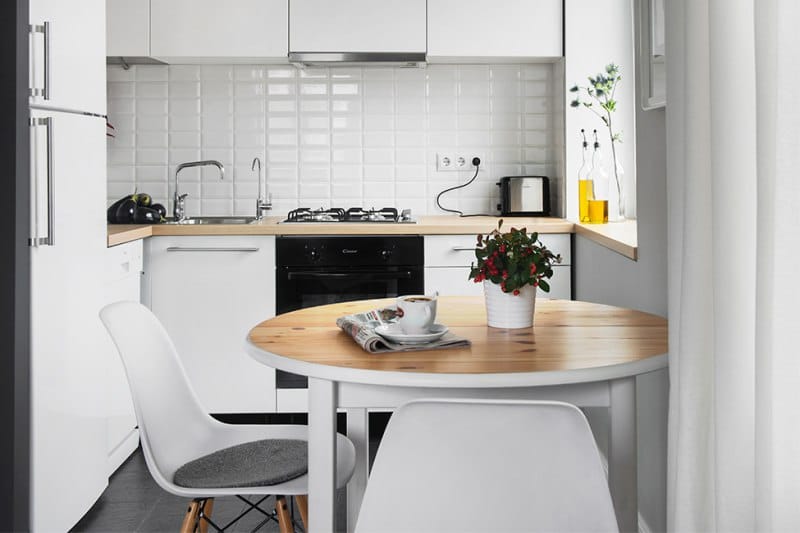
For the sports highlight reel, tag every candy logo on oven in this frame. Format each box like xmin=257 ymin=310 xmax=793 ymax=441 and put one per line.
xmin=342 ymin=249 xmax=359 ymax=254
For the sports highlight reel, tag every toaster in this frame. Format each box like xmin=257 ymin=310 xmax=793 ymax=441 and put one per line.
xmin=497 ymin=176 xmax=551 ymax=216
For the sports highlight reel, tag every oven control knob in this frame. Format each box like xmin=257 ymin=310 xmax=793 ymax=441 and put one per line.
xmin=381 ymin=249 xmax=392 ymax=261
xmin=308 ymin=249 xmax=320 ymax=262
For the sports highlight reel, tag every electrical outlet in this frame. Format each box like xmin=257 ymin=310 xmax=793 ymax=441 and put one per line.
xmin=437 ymin=152 xmax=485 ymax=172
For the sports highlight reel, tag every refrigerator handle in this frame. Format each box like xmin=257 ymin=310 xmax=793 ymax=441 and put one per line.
xmin=29 ymin=117 xmax=55 ymax=247
xmin=41 ymin=117 xmax=54 ymax=246
xmin=28 ymin=118 xmax=39 ymax=247
xmin=28 ymin=22 xmax=50 ymax=100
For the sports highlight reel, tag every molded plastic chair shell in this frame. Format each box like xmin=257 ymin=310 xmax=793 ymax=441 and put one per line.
xmin=99 ymin=301 xmax=355 ymax=498
xmin=354 ymin=399 xmax=619 ymax=533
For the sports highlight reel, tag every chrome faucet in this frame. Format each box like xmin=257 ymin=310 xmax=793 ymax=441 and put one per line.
xmin=173 ymin=160 xmax=225 ymax=222
xmin=253 ymin=157 xmax=272 ymax=220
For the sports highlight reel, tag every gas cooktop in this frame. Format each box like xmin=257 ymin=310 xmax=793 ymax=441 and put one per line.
xmin=281 ymin=207 xmax=416 ymax=224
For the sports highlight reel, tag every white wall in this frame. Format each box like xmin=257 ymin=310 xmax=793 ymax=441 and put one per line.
xmin=106 ymin=63 xmax=563 ymax=217
xmin=565 ymin=0 xmax=637 ymax=220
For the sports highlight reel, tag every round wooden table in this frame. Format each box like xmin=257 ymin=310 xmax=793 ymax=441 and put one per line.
xmin=247 ymin=296 xmax=668 ymax=533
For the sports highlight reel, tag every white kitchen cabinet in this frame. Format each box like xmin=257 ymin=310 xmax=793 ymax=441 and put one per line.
xmin=103 ymin=240 xmax=142 ymax=475
xmin=29 ymin=0 xmax=106 ymax=114
xmin=144 ymin=236 xmax=277 ymax=413
xmin=290 ymin=0 xmax=426 ymax=53
xmin=424 ymin=234 xmax=572 ymax=300
xmin=150 ymin=0 xmax=288 ymax=63
xmin=106 ymin=0 xmax=150 ymax=58
xmin=427 ymin=0 xmax=562 ymax=61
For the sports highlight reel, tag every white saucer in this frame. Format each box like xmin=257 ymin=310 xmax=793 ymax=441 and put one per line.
xmin=374 ymin=323 xmax=449 ymax=344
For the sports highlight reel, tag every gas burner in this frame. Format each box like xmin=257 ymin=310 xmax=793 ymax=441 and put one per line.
xmin=345 ymin=207 xmax=399 ymax=222
xmin=286 ymin=207 xmax=345 ymax=223
xmin=281 ymin=207 xmax=416 ymax=224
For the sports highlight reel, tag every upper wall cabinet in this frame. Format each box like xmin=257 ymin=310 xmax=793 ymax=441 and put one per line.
xmin=150 ymin=0 xmax=288 ymax=63
xmin=427 ymin=0 xmax=562 ymax=61
xmin=290 ymin=0 xmax=426 ymax=54
xmin=106 ymin=0 xmax=149 ymax=58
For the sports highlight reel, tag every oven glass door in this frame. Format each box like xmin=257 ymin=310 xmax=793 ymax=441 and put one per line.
xmin=277 ymin=267 xmax=423 ymax=314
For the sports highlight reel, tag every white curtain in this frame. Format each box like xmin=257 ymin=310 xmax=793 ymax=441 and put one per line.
xmin=666 ymin=0 xmax=800 ymax=530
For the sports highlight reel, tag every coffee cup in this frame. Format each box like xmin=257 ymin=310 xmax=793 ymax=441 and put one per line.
xmin=396 ymin=294 xmax=437 ymax=334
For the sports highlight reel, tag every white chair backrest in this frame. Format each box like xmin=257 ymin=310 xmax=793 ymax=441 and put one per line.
xmin=355 ymin=399 xmax=619 ymax=533
xmin=99 ymin=301 xmax=220 ymax=481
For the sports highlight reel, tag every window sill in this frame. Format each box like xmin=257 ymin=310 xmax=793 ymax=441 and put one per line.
xmin=574 ymin=220 xmax=638 ymax=260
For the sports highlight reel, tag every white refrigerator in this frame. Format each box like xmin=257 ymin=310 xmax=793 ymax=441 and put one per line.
xmin=28 ymin=0 xmax=110 ymax=530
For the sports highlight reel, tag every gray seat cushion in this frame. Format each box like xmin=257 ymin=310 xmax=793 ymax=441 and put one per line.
xmin=174 ymin=439 xmax=307 ymax=489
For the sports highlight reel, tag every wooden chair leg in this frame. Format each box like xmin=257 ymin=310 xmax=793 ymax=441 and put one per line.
xmin=179 ymin=499 xmax=201 ymax=533
xmin=295 ymin=494 xmax=308 ymax=531
xmin=198 ymin=498 xmax=214 ymax=533
xmin=275 ymin=495 xmax=294 ymax=533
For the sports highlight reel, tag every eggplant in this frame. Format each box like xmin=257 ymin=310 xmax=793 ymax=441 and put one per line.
xmin=150 ymin=203 xmax=167 ymax=219
xmin=114 ymin=198 xmax=137 ymax=224
xmin=107 ymin=195 xmax=133 ymax=223
xmin=132 ymin=205 xmax=161 ymax=224
xmin=133 ymin=192 xmax=152 ymax=207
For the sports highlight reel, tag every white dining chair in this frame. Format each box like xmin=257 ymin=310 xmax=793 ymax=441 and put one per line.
xmin=354 ymin=398 xmax=619 ymax=533
xmin=100 ymin=301 xmax=356 ymax=532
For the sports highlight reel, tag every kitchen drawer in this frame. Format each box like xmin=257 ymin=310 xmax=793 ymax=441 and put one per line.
xmin=426 ymin=265 xmax=571 ymax=300
xmin=424 ymin=233 xmax=571 ymax=267
xmin=105 ymin=240 xmax=143 ymax=283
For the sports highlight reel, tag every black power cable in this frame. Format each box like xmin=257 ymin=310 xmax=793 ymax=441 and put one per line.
xmin=434 ymin=157 xmax=494 ymax=217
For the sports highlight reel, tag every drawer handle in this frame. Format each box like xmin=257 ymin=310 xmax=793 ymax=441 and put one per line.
xmin=451 ymin=246 xmax=475 ymax=252
xmin=166 ymin=247 xmax=260 ymax=253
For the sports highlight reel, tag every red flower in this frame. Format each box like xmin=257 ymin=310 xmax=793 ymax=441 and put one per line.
xmin=499 ymin=244 xmax=506 ymax=253
xmin=500 ymin=281 xmax=507 ymax=291
xmin=530 ymin=263 xmax=537 ymax=273
xmin=502 ymin=270 xmax=508 ymax=279
xmin=513 ymin=289 xmax=520 ymax=296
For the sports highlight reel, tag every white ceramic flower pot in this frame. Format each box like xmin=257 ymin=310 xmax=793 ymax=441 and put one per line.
xmin=483 ymin=281 xmax=537 ymax=329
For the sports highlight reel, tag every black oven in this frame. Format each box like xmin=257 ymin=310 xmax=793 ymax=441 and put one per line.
xmin=275 ymin=235 xmax=424 ymax=389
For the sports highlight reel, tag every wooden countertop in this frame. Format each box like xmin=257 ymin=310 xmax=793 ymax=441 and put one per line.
xmin=108 ymin=215 xmax=640 ymax=260
xmin=247 ymin=296 xmax=668 ymax=386
xmin=107 ymin=215 xmax=574 ymax=246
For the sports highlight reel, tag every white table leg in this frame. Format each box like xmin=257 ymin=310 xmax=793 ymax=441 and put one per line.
xmin=609 ymin=377 xmax=638 ymax=533
xmin=346 ymin=409 xmax=369 ymax=533
xmin=309 ymin=378 xmax=337 ymax=533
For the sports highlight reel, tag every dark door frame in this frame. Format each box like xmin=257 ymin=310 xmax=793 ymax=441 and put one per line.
xmin=1 ymin=0 xmax=31 ymax=529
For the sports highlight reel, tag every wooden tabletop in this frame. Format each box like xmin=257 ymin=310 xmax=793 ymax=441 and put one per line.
xmin=246 ymin=297 xmax=668 ymax=387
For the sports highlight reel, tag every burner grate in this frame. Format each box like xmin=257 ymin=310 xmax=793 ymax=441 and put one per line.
xmin=282 ymin=207 xmax=414 ymax=224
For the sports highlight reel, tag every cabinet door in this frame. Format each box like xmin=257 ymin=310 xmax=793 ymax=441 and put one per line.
xmin=106 ymin=0 xmax=150 ymax=57
xmin=426 ymin=266 xmax=571 ymax=299
xmin=146 ymin=236 xmax=277 ymax=413
xmin=424 ymin=234 xmax=572 ymax=299
xmin=427 ymin=0 xmax=562 ymax=60
xmin=290 ymin=0 xmax=426 ymax=53
xmin=151 ymin=0 xmax=288 ymax=62
xmin=29 ymin=0 xmax=106 ymax=114
xmin=104 ymin=240 xmax=143 ymax=475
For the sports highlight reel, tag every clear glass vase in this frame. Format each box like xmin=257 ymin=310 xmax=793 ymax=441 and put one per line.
xmin=609 ymin=158 xmax=625 ymax=222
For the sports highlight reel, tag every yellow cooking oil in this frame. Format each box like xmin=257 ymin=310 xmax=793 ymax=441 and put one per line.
xmin=579 ymin=179 xmax=594 ymax=222
xmin=588 ymin=199 xmax=608 ymax=224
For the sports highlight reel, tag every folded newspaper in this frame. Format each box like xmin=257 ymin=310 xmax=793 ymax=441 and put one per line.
xmin=336 ymin=306 xmax=471 ymax=354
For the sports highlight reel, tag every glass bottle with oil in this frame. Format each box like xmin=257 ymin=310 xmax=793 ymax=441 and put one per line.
xmin=587 ymin=130 xmax=609 ymax=224
xmin=577 ymin=129 xmax=593 ymax=222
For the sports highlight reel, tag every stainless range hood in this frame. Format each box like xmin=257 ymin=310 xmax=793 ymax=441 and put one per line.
xmin=288 ymin=52 xmax=426 ymax=68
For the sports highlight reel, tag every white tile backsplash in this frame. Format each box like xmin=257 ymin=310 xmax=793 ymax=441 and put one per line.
xmin=106 ymin=63 xmax=561 ymax=217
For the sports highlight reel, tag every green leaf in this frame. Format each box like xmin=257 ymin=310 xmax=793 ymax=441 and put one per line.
xmin=538 ymin=279 xmax=550 ymax=293
xmin=569 ymin=85 xmax=579 ymax=92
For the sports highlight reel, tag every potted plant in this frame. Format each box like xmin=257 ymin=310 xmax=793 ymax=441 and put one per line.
xmin=469 ymin=220 xmax=562 ymax=328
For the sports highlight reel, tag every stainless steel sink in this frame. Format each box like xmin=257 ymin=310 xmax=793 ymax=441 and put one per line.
xmin=163 ymin=216 xmax=257 ymax=225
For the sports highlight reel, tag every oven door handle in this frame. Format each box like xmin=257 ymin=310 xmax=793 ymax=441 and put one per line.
xmin=287 ymin=270 xmax=413 ymax=281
